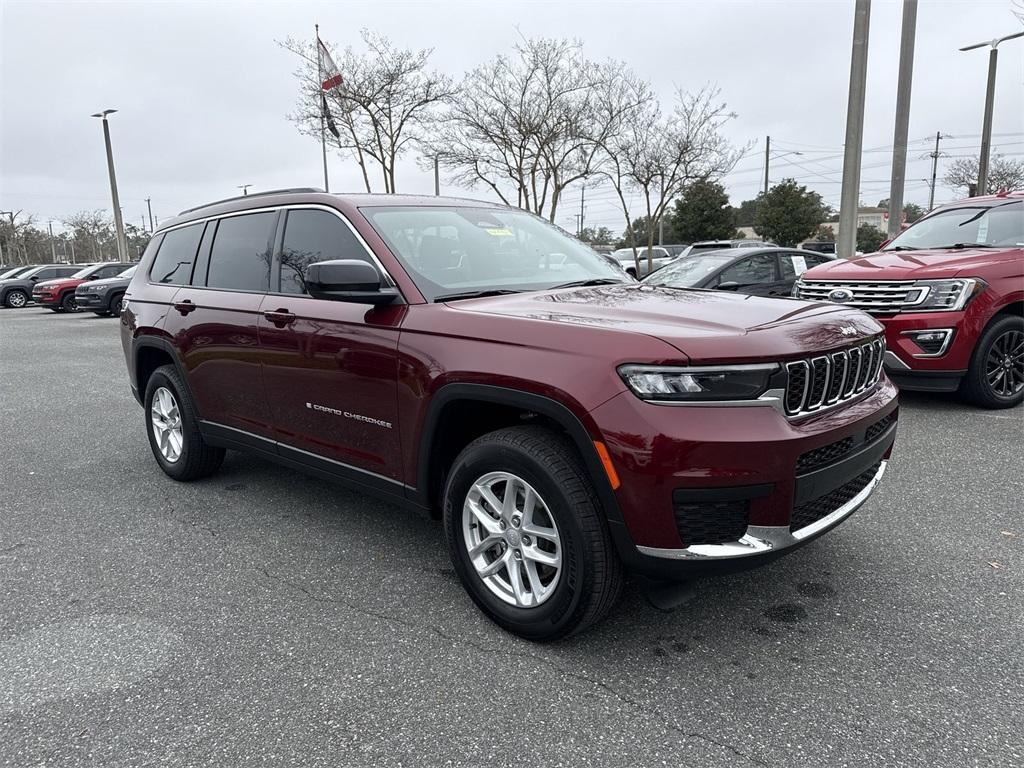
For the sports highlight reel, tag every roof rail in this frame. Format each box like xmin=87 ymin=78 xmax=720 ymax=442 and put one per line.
xmin=177 ymin=188 xmax=324 ymax=215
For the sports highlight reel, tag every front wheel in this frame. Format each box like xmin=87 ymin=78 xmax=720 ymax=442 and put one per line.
xmin=960 ymin=315 xmax=1024 ymax=409
xmin=443 ymin=426 xmax=623 ymax=641
xmin=4 ymin=290 xmax=28 ymax=308
xmin=144 ymin=364 xmax=225 ymax=480
xmin=108 ymin=293 xmax=124 ymax=316
xmin=60 ymin=293 xmax=79 ymax=313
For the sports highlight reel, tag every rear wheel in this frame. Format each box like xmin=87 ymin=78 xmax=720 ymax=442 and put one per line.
xmin=4 ymin=290 xmax=28 ymax=308
xmin=443 ymin=426 xmax=623 ymax=641
xmin=960 ymin=315 xmax=1024 ymax=409
xmin=60 ymin=292 xmax=78 ymax=313
xmin=144 ymin=364 xmax=225 ymax=480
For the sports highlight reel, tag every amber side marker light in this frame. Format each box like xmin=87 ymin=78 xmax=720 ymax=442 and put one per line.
xmin=593 ymin=441 xmax=621 ymax=490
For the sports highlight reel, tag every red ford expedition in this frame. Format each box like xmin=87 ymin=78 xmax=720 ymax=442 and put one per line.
xmin=120 ymin=190 xmax=898 ymax=639
xmin=796 ymin=192 xmax=1023 ymax=408
xmin=32 ymin=261 xmax=133 ymax=312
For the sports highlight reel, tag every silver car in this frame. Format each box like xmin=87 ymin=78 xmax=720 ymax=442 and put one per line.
xmin=612 ymin=246 xmax=673 ymax=278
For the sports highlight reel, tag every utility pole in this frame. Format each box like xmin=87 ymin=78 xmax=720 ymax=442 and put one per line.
xmin=433 ymin=157 xmax=440 ymax=196
xmin=927 ymin=132 xmax=945 ymax=210
xmin=91 ymin=109 xmax=128 ymax=262
xmin=145 ymin=197 xmax=154 ymax=232
xmin=886 ymin=0 xmax=917 ymax=239
xmin=763 ymin=136 xmax=771 ymax=196
xmin=657 ymin=177 xmax=664 ymax=245
xmin=960 ymin=31 xmax=1024 ymax=195
xmin=579 ymin=184 xmax=585 ymax=238
xmin=838 ymin=0 xmax=871 ymax=259
xmin=47 ymin=220 xmax=57 ymax=263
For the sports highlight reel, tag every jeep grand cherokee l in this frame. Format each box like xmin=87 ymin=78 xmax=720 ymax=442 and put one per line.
xmin=795 ymin=192 xmax=1023 ymax=408
xmin=120 ymin=190 xmax=898 ymax=640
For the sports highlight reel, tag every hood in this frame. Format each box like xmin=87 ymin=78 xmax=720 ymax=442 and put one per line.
xmin=804 ymin=246 xmax=1021 ymax=280
xmin=83 ymin=274 xmax=132 ymax=289
xmin=447 ymin=284 xmax=882 ymax=363
xmin=35 ymin=278 xmax=83 ymax=290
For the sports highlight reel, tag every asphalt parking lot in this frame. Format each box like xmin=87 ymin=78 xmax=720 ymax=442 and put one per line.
xmin=1 ymin=308 xmax=1022 ymax=768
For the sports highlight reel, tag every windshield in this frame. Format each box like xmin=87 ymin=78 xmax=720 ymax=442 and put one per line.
xmin=0 ymin=266 xmax=31 ymax=279
xmin=883 ymin=200 xmax=1023 ymax=251
xmin=72 ymin=265 xmax=98 ymax=279
xmin=361 ymin=206 xmax=627 ymax=301
xmin=643 ymin=252 xmax=736 ymax=287
xmin=118 ymin=265 xmax=137 ymax=279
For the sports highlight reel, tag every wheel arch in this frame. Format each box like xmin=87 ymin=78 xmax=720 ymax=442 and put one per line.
xmin=415 ymin=384 xmax=624 ymax=525
xmin=132 ymin=336 xmax=198 ymax=415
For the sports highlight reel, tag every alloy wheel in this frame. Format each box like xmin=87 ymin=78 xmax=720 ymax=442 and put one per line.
xmin=8 ymin=292 xmax=26 ymax=308
xmin=985 ymin=329 xmax=1024 ymax=398
xmin=150 ymin=386 xmax=184 ymax=462
xmin=462 ymin=471 xmax=562 ymax=608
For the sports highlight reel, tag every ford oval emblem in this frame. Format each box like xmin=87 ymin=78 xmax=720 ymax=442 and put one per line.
xmin=828 ymin=288 xmax=854 ymax=302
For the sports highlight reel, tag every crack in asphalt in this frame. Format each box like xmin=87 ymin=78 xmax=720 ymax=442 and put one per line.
xmin=258 ymin=566 xmax=769 ymax=767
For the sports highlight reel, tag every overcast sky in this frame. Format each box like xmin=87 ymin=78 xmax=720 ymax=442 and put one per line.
xmin=1 ymin=0 xmax=1022 ymax=236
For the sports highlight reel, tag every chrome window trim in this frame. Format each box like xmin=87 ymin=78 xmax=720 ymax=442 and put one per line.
xmin=150 ymin=204 xmax=400 ymax=294
xmin=636 ymin=461 xmax=887 ymax=560
xmin=901 ymin=327 xmax=956 ymax=358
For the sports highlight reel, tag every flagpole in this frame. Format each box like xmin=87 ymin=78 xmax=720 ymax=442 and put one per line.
xmin=316 ymin=23 xmax=330 ymax=192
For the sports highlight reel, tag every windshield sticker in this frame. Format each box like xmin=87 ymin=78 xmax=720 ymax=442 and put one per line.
xmin=791 ymin=255 xmax=808 ymax=275
xmin=485 ymin=227 xmax=514 ymax=237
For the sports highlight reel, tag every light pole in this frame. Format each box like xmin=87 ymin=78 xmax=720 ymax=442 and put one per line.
xmin=91 ymin=109 xmax=128 ymax=262
xmin=886 ymin=0 xmax=917 ymax=239
xmin=48 ymin=220 xmax=57 ymax=262
xmin=838 ymin=0 xmax=872 ymax=260
xmin=960 ymin=31 xmax=1024 ymax=196
xmin=237 ymin=184 xmax=252 ymax=196
xmin=764 ymin=149 xmax=803 ymax=194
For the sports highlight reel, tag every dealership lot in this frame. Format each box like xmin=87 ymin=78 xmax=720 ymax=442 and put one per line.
xmin=1 ymin=308 xmax=1021 ymax=767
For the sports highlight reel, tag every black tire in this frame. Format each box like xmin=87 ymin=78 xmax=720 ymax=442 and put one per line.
xmin=960 ymin=314 xmax=1024 ymax=409
xmin=443 ymin=426 xmax=623 ymax=641
xmin=4 ymin=289 xmax=28 ymax=308
xmin=60 ymin=292 xmax=78 ymax=313
xmin=143 ymin=364 xmax=225 ymax=480
xmin=107 ymin=292 xmax=124 ymax=316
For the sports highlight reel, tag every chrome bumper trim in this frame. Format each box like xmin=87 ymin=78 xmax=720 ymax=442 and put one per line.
xmin=636 ymin=461 xmax=888 ymax=561
xmin=883 ymin=351 xmax=911 ymax=371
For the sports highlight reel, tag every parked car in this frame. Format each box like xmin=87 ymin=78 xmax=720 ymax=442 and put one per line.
xmin=121 ymin=190 xmax=897 ymax=639
xmin=0 ymin=264 xmax=81 ymax=308
xmin=801 ymin=240 xmax=838 ymax=256
xmin=612 ymin=246 xmax=673 ymax=277
xmin=0 ymin=265 xmax=41 ymax=281
xmin=795 ymin=191 xmax=1023 ymax=408
xmin=644 ymin=247 xmax=835 ymax=298
xmin=679 ymin=239 xmax=775 ymax=258
xmin=663 ymin=243 xmax=690 ymax=257
xmin=32 ymin=262 xmax=132 ymax=312
xmin=75 ymin=264 xmax=138 ymax=316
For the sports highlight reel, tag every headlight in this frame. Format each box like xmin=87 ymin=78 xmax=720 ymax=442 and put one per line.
xmin=618 ymin=363 xmax=778 ymax=402
xmin=911 ymin=279 xmax=985 ymax=311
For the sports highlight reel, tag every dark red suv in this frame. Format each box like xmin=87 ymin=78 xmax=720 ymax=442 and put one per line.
xmin=120 ymin=190 xmax=898 ymax=639
xmin=796 ymin=192 xmax=1023 ymax=408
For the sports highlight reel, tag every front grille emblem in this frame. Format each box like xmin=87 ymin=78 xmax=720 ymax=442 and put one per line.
xmin=828 ymin=288 xmax=854 ymax=302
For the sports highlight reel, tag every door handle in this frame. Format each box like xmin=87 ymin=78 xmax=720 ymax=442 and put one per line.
xmin=263 ymin=308 xmax=296 ymax=327
xmin=173 ymin=299 xmax=196 ymax=315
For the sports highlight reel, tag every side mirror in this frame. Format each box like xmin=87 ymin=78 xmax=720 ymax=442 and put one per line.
xmin=305 ymin=260 xmax=400 ymax=306
xmin=717 ymin=281 xmax=740 ymax=291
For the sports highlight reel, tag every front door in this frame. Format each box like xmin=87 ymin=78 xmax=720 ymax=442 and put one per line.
xmin=258 ymin=207 xmax=405 ymax=483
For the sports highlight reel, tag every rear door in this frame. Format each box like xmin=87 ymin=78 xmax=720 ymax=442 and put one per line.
xmin=162 ymin=211 xmax=278 ymax=439
xmin=714 ymin=253 xmax=781 ymax=296
xmin=258 ymin=206 xmax=406 ymax=484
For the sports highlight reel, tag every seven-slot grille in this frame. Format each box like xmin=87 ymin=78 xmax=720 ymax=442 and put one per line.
xmin=784 ymin=337 xmax=885 ymax=416
xmin=794 ymin=280 xmax=923 ymax=313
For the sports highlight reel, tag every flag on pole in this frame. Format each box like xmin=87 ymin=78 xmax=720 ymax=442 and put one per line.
xmin=318 ymin=39 xmax=343 ymax=91
xmin=321 ymin=94 xmax=340 ymax=139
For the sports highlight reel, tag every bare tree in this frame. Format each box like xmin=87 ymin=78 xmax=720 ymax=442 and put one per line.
xmin=430 ymin=38 xmax=647 ymax=222
xmin=63 ymin=210 xmax=115 ymax=262
xmin=282 ymin=31 xmax=455 ymax=193
xmin=944 ymin=154 xmax=1024 ymax=196
xmin=597 ymin=86 xmax=745 ymax=274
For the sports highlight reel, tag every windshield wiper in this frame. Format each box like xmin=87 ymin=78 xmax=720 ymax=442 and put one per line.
xmin=929 ymin=243 xmax=997 ymax=250
xmin=550 ymin=278 xmax=627 ymax=290
xmin=434 ymin=289 xmax=522 ymax=302
xmin=885 ymin=245 xmax=919 ymax=251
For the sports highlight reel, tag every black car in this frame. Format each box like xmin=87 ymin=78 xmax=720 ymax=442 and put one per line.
xmin=0 ymin=264 xmax=81 ymax=308
xmin=74 ymin=264 xmax=137 ymax=316
xmin=641 ymin=247 xmax=835 ymax=297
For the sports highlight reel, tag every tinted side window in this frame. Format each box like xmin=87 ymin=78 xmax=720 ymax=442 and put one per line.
xmin=58 ymin=267 xmax=78 ymax=277
xmin=34 ymin=268 xmax=57 ymax=280
xmin=150 ymin=224 xmax=203 ymax=285
xmin=279 ymin=209 xmax=374 ymax=295
xmin=206 ymin=213 xmax=275 ymax=292
xmin=96 ymin=265 xmax=123 ymax=278
xmin=719 ymin=254 xmax=776 ymax=285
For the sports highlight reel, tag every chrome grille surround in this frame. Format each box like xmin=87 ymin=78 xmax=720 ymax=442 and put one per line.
xmin=794 ymin=280 xmax=925 ymax=313
xmin=784 ymin=337 xmax=885 ymax=417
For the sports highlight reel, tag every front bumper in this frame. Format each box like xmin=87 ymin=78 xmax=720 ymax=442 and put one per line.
xmin=590 ymin=377 xmax=898 ymax=578
xmin=31 ymin=293 xmax=57 ymax=307
xmin=75 ymin=292 xmax=107 ymax=309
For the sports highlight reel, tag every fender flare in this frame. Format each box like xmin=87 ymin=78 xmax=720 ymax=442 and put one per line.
xmin=132 ymin=335 xmax=199 ymax=415
xmin=415 ymin=383 xmax=623 ymax=524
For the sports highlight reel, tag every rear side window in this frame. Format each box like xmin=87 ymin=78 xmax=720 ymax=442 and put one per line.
xmin=278 ymin=209 xmax=376 ymax=295
xmin=718 ymin=254 xmax=777 ymax=285
xmin=150 ymin=224 xmax=203 ymax=285
xmin=95 ymin=264 xmax=125 ymax=279
xmin=206 ymin=212 xmax=275 ymax=292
